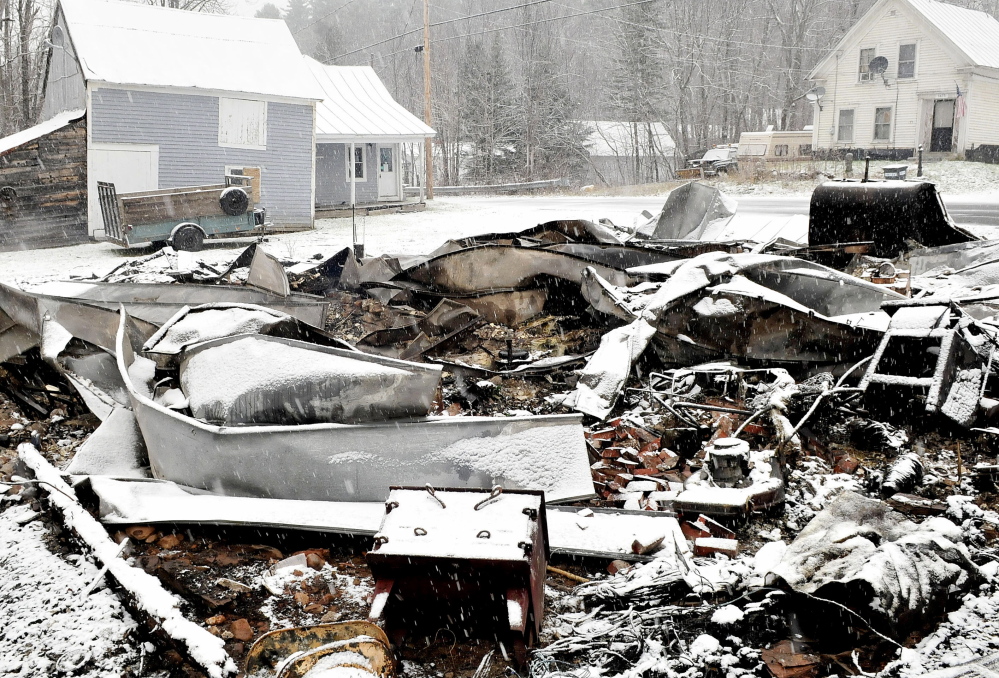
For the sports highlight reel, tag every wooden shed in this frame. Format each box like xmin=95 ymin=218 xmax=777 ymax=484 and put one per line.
xmin=0 ymin=110 xmax=88 ymax=252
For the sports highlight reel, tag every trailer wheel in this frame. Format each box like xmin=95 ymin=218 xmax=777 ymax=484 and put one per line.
xmin=220 ymin=187 xmax=249 ymax=216
xmin=171 ymin=223 xmax=205 ymax=252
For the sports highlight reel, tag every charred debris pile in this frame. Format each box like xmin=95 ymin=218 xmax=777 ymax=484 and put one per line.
xmin=2 ymin=180 xmax=999 ymax=678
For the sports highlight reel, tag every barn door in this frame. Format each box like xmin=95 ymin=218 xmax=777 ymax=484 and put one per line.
xmin=931 ymin=100 xmax=955 ymax=152
xmin=88 ymin=143 xmax=159 ymax=234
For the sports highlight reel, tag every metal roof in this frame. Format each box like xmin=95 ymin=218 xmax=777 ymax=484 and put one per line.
xmin=58 ymin=0 xmax=322 ymax=100
xmin=581 ymin=120 xmax=675 ymax=157
xmin=907 ymin=0 xmax=999 ymax=69
xmin=306 ymin=57 xmax=435 ymax=142
xmin=0 ymin=109 xmax=85 ymax=157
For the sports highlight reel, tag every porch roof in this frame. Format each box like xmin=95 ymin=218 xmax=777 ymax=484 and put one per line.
xmin=306 ymin=57 xmax=435 ymax=143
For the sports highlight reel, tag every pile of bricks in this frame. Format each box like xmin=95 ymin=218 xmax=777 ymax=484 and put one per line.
xmin=585 ymin=419 xmax=690 ymax=511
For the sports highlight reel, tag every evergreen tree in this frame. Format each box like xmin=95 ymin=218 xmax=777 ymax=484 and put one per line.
xmin=459 ymin=38 xmax=519 ymax=183
xmin=254 ymin=3 xmax=282 ymax=19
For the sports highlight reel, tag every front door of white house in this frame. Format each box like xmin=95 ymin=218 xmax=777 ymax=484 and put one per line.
xmin=377 ymin=145 xmax=398 ymax=200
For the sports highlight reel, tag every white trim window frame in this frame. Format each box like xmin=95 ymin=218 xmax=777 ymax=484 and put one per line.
xmin=898 ymin=43 xmax=917 ymax=79
xmin=218 ymin=98 xmax=267 ymax=151
xmin=859 ymin=47 xmax=877 ymax=83
xmin=838 ymin=109 xmax=855 ymax=143
xmin=874 ymin=106 xmax=893 ymax=142
xmin=345 ymin=143 xmax=367 ymax=182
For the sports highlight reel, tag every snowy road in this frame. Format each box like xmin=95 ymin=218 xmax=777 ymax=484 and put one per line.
xmin=0 ymin=194 xmax=997 ymax=284
xmin=476 ymin=194 xmax=999 ymax=227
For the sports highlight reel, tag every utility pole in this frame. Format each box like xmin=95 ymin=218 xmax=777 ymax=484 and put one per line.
xmin=422 ymin=0 xmax=433 ymax=199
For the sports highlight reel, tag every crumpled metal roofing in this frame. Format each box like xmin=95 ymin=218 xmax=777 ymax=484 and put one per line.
xmin=306 ymin=57 xmax=435 ymax=141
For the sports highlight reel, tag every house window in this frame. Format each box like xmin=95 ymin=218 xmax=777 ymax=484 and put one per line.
xmin=859 ymin=48 xmax=876 ymax=82
xmin=799 ymin=144 xmax=812 ymax=155
xmin=838 ymin=109 xmax=855 ymax=142
xmin=218 ymin=98 xmax=267 ymax=150
xmin=874 ymin=107 xmax=892 ymax=141
xmin=898 ymin=44 xmax=916 ymax=78
xmin=346 ymin=145 xmax=366 ymax=181
xmin=774 ymin=144 xmax=789 ymax=157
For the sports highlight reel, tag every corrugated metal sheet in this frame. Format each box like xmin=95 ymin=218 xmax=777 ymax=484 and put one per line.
xmin=0 ymin=109 xmax=85 ymax=156
xmin=58 ymin=0 xmax=322 ymax=101
xmin=907 ymin=0 xmax=999 ymax=70
xmin=307 ymin=57 xmax=435 ymax=141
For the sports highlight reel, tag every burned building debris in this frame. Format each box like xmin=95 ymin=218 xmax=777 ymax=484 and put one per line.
xmin=3 ymin=179 xmax=999 ymax=678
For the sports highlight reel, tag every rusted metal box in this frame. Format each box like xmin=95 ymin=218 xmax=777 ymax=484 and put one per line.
xmin=366 ymin=486 xmax=548 ymax=663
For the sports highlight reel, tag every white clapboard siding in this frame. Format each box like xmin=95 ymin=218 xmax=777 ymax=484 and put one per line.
xmin=966 ymin=78 xmax=999 ymax=148
xmin=809 ymin=0 xmax=999 ymax=154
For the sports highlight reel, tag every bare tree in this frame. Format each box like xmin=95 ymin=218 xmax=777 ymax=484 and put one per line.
xmin=0 ymin=0 xmax=42 ymax=135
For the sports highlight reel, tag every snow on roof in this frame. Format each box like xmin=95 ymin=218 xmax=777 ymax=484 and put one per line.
xmin=58 ymin=0 xmax=322 ymax=100
xmin=580 ymin=120 xmax=675 ymax=157
xmin=906 ymin=0 xmax=999 ymax=69
xmin=306 ymin=57 xmax=435 ymax=141
xmin=0 ymin=109 xmax=84 ymax=156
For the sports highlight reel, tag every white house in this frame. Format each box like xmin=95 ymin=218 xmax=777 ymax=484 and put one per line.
xmin=306 ymin=57 xmax=435 ymax=208
xmin=807 ymin=0 xmax=999 ymax=160
xmin=41 ymin=0 xmax=322 ymax=233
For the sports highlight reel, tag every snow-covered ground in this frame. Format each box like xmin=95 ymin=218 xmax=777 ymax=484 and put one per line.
xmin=714 ymin=158 xmax=999 ymax=197
xmin=0 ymin=197 xmax=654 ymax=285
xmin=2 ymin=182 xmax=996 ymax=286
xmin=0 ymin=503 xmax=140 ymax=676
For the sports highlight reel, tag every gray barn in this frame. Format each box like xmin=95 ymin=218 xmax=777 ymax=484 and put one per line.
xmin=40 ymin=0 xmax=321 ymax=235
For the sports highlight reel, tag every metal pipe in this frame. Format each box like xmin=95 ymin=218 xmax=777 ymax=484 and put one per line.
xmin=671 ymin=401 xmax=754 ymax=415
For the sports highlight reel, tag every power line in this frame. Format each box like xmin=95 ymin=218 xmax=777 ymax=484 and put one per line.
xmin=332 ymin=0 xmax=557 ymax=60
xmin=293 ymin=0 xmax=361 ymax=35
xmin=378 ymin=0 xmax=660 ymax=59
xmin=550 ymin=0 xmax=837 ymax=54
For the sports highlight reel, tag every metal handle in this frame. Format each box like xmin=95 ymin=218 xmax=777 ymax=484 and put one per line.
xmin=474 ymin=485 xmax=503 ymax=511
xmin=425 ymin=484 xmax=446 ymax=509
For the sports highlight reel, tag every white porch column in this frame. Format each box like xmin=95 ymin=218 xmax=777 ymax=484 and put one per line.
xmin=349 ymin=141 xmax=356 ymax=207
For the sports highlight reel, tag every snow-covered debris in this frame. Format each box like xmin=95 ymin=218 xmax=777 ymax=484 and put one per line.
xmin=143 ymin=304 xmax=290 ymax=355
xmin=0 ymin=503 xmax=138 ymax=676
xmin=179 ymin=335 xmax=440 ymax=425
xmin=64 ymin=406 xmax=148 ymax=477
xmin=16 ymin=444 xmax=237 ymax=677
xmin=710 ymin=605 xmax=745 ymax=625
xmin=773 ymin=491 xmax=980 ymax=637
xmin=569 ymin=252 xmax=902 ymax=419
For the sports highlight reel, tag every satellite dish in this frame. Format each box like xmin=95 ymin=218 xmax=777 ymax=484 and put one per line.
xmin=805 ymin=86 xmax=826 ymax=102
xmin=869 ymin=56 xmax=889 ymax=75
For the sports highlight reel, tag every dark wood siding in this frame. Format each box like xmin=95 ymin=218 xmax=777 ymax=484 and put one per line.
xmin=0 ymin=117 xmax=89 ymax=252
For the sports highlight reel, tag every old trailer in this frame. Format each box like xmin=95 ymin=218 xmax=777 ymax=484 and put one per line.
xmin=97 ymin=177 xmax=265 ymax=251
